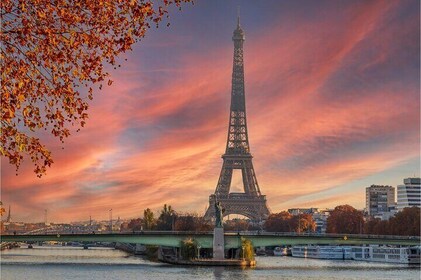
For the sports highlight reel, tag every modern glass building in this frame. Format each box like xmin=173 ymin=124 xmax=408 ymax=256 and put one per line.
xmin=397 ymin=178 xmax=421 ymax=211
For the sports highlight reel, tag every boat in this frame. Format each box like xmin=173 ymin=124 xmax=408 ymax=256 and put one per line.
xmin=351 ymin=246 xmax=420 ymax=264
xmin=292 ymin=245 xmax=352 ymax=260
xmin=273 ymin=247 xmax=288 ymax=256
xmin=67 ymin=241 xmax=83 ymax=247
xmin=255 ymin=248 xmax=267 ymax=256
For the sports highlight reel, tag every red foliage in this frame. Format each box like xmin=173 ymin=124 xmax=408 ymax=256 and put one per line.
xmin=174 ymin=213 xmax=212 ymax=232
xmin=1 ymin=0 xmax=192 ymax=176
xmin=127 ymin=218 xmax=143 ymax=231
xmin=264 ymin=211 xmax=293 ymax=232
xmin=290 ymin=213 xmax=316 ymax=233
xmin=326 ymin=205 xmax=364 ymax=234
xmin=265 ymin=211 xmax=316 ymax=233
xmin=365 ymin=207 xmax=420 ymax=236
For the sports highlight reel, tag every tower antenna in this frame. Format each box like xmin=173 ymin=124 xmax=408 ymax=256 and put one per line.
xmin=237 ymin=6 xmax=240 ymax=27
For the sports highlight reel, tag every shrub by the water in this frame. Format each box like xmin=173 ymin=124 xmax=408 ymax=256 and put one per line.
xmin=180 ymin=238 xmax=197 ymax=260
xmin=239 ymin=238 xmax=254 ymax=261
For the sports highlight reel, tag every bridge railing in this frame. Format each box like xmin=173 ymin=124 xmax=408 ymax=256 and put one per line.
xmin=225 ymin=231 xmax=420 ymax=240
xmin=1 ymin=230 xmax=419 ymax=241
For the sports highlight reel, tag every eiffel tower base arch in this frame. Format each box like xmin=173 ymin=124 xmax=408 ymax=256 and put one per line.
xmin=204 ymin=194 xmax=270 ymax=223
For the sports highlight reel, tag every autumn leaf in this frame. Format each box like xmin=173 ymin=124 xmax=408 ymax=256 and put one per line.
xmin=1 ymin=0 xmax=192 ymax=177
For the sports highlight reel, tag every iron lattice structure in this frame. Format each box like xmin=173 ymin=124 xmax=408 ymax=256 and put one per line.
xmin=204 ymin=18 xmax=270 ymax=223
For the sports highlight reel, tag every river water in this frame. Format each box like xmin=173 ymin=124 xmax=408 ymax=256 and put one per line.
xmin=1 ymin=246 xmax=419 ymax=280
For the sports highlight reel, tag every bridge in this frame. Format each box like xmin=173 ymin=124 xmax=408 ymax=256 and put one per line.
xmin=1 ymin=232 xmax=419 ymax=249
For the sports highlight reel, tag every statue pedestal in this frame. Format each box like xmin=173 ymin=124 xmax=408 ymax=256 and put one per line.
xmin=213 ymin=227 xmax=225 ymax=260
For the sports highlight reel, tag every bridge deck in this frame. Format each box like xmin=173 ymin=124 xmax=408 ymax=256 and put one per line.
xmin=1 ymin=232 xmax=419 ymax=248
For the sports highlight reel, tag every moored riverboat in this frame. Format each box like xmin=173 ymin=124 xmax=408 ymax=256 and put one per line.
xmin=273 ymin=247 xmax=289 ymax=256
xmin=292 ymin=245 xmax=352 ymax=260
xmin=351 ymin=246 xmax=420 ymax=264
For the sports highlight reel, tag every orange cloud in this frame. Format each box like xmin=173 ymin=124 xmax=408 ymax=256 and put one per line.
xmin=1 ymin=0 xmax=419 ymax=222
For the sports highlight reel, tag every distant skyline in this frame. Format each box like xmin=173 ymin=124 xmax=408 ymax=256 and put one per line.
xmin=1 ymin=0 xmax=420 ymax=222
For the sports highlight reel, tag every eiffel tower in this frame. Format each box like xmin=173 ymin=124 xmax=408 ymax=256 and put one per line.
xmin=204 ymin=17 xmax=270 ymax=223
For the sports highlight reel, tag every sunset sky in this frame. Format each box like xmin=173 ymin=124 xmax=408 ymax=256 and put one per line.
xmin=1 ymin=0 xmax=420 ymax=223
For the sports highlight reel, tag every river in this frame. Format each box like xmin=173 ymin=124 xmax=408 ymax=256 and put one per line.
xmin=1 ymin=246 xmax=419 ymax=280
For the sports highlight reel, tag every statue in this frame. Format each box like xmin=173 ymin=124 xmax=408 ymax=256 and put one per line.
xmin=214 ymin=201 xmax=224 ymax=228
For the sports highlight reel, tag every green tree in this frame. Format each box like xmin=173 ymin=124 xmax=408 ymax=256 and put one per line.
xmin=326 ymin=205 xmax=364 ymax=234
xmin=156 ymin=204 xmax=176 ymax=231
xmin=1 ymin=0 xmax=191 ymax=176
xmin=142 ymin=208 xmax=156 ymax=230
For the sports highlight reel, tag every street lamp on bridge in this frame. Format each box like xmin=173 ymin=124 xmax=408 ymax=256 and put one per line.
xmin=109 ymin=209 xmax=113 ymax=233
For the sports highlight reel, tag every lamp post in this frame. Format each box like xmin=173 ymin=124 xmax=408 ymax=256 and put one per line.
xmin=298 ymin=212 xmax=301 ymax=235
xmin=109 ymin=209 xmax=113 ymax=233
xmin=197 ymin=245 xmax=201 ymax=259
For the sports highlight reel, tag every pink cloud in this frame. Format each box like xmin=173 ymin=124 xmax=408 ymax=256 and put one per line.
xmin=1 ymin=0 xmax=419 ymax=222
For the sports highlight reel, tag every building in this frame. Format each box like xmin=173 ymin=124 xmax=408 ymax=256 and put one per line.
xmin=378 ymin=203 xmax=398 ymax=221
xmin=287 ymin=208 xmax=319 ymax=216
xmin=397 ymin=178 xmax=421 ymax=211
xmin=366 ymin=185 xmax=395 ymax=217
xmin=311 ymin=209 xmax=330 ymax=234
xmin=287 ymin=208 xmax=330 ymax=234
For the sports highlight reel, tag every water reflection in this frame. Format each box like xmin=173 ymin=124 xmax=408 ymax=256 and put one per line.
xmin=212 ymin=266 xmax=224 ymax=279
xmin=1 ymin=246 xmax=419 ymax=280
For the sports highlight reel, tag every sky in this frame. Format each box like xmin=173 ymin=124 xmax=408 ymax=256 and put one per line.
xmin=1 ymin=0 xmax=420 ymax=223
